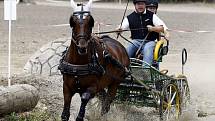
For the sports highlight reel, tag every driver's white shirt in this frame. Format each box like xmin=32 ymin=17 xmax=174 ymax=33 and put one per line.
xmin=120 ymin=9 xmax=168 ymax=31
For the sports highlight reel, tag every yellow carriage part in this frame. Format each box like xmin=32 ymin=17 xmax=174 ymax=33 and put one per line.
xmin=154 ymin=39 xmax=165 ymax=61
xmin=160 ymin=82 xmax=181 ymax=120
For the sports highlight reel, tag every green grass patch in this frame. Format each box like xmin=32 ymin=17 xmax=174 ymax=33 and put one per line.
xmin=4 ymin=109 xmax=60 ymax=121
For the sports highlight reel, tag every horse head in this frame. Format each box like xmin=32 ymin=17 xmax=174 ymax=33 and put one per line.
xmin=69 ymin=1 xmax=94 ymax=55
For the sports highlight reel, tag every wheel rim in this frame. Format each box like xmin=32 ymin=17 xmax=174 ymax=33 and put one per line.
xmin=181 ymin=80 xmax=190 ymax=108
xmin=161 ymin=83 xmax=180 ymax=120
xmin=176 ymin=75 xmax=190 ymax=109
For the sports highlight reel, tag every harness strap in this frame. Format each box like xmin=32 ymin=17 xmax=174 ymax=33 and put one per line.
xmin=58 ymin=59 xmax=105 ymax=76
xmin=59 ymin=60 xmax=90 ymax=76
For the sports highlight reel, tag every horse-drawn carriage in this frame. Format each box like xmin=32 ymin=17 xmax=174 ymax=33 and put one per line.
xmin=58 ymin=1 xmax=190 ymax=121
xmin=113 ymin=31 xmax=190 ymax=120
xmin=115 ymin=49 xmax=190 ymax=120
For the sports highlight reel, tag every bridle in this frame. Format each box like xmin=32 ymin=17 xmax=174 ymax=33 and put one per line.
xmin=72 ymin=12 xmax=91 ymax=38
xmin=70 ymin=4 xmax=94 ymax=54
xmin=72 ymin=12 xmax=92 ymax=46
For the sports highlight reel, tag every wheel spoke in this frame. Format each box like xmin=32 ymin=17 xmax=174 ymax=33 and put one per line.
xmin=170 ymin=92 xmax=176 ymax=105
xmin=180 ymin=80 xmax=183 ymax=92
xmin=168 ymin=86 xmax=172 ymax=102
xmin=167 ymin=109 xmax=170 ymax=120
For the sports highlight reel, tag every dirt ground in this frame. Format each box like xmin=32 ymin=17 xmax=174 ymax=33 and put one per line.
xmin=0 ymin=0 xmax=215 ymax=121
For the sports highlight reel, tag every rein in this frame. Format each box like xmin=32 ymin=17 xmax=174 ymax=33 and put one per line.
xmin=119 ymin=34 xmax=139 ymax=49
xmin=94 ymin=27 xmax=149 ymax=50
xmin=135 ymin=33 xmax=150 ymax=57
xmin=94 ymin=27 xmax=148 ymax=35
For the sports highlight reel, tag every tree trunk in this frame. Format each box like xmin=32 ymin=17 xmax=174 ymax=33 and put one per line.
xmin=0 ymin=84 xmax=39 ymax=116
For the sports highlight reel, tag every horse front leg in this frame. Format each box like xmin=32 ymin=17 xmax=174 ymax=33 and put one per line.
xmin=76 ymin=89 xmax=94 ymax=121
xmin=101 ymin=82 xmax=118 ymax=116
xmin=61 ymin=83 xmax=74 ymax=121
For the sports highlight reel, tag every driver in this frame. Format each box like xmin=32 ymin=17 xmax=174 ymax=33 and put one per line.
xmin=119 ymin=0 xmax=168 ymax=67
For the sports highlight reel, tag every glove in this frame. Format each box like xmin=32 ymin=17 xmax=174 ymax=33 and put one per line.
xmin=147 ymin=25 xmax=153 ymax=32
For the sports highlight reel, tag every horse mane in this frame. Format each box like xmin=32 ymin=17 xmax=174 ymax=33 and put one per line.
xmin=97 ymin=35 xmax=130 ymax=68
xmin=100 ymin=35 xmax=128 ymax=54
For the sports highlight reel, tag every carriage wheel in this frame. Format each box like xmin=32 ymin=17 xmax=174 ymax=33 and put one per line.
xmin=159 ymin=82 xmax=181 ymax=120
xmin=177 ymin=75 xmax=190 ymax=110
xmin=181 ymin=80 xmax=190 ymax=110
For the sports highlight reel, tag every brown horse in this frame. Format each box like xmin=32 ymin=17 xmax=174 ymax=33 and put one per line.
xmin=58 ymin=6 xmax=130 ymax=121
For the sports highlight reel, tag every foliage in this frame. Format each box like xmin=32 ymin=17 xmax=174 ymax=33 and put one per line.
xmin=3 ymin=109 xmax=60 ymax=121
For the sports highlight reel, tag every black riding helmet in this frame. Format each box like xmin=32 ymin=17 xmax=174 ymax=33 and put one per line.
xmin=133 ymin=0 xmax=147 ymax=4
xmin=146 ymin=0 xmax=159 ymax=8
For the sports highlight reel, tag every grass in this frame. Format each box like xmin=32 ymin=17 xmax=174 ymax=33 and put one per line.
xmin=3 ymin=109 xmax=61 ymax=121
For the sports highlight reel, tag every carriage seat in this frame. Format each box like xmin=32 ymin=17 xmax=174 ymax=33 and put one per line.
xmin=153 ymin=39 xmax=169 ymax=62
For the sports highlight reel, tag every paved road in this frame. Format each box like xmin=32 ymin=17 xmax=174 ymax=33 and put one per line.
xmin=0 ymin=1 xmax=215 ymax=120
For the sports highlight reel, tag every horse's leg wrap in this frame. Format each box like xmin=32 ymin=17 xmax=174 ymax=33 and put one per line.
xmin=76 ymin=91 xmax=91 ymax=121
xmin=81 ymin=91 xmax=91 ymax=102
xmin=61 ymin=106 xmax=70 ymax=121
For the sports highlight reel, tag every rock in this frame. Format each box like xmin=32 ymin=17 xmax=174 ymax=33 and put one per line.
xmin=24 ymin=37 xmax=70 ymax=76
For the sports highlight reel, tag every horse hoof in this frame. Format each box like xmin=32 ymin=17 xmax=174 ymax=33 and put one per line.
xmin=76 ymin=116 xmax=84 ymax=121
xmin=101 ymin=108 xmax=108 ymax=116
xmin=61 ymin=117 xmax=68 ymax=121
xmin=61 ymin=115 xmax=69 ymax=121
xmin=101 ymin=104 xmax=111 ymax=116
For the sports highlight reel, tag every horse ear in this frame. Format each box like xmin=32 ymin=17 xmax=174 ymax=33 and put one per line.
xmin=85 ymin=0 xmax=93 ymax=11
xmin=70 ymin=0 xmax=77 ymax=9
xmin=69 ymin=16 xmax=75 ymax=28
xmin=89 ymin=15 xmax=94 ymax=28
